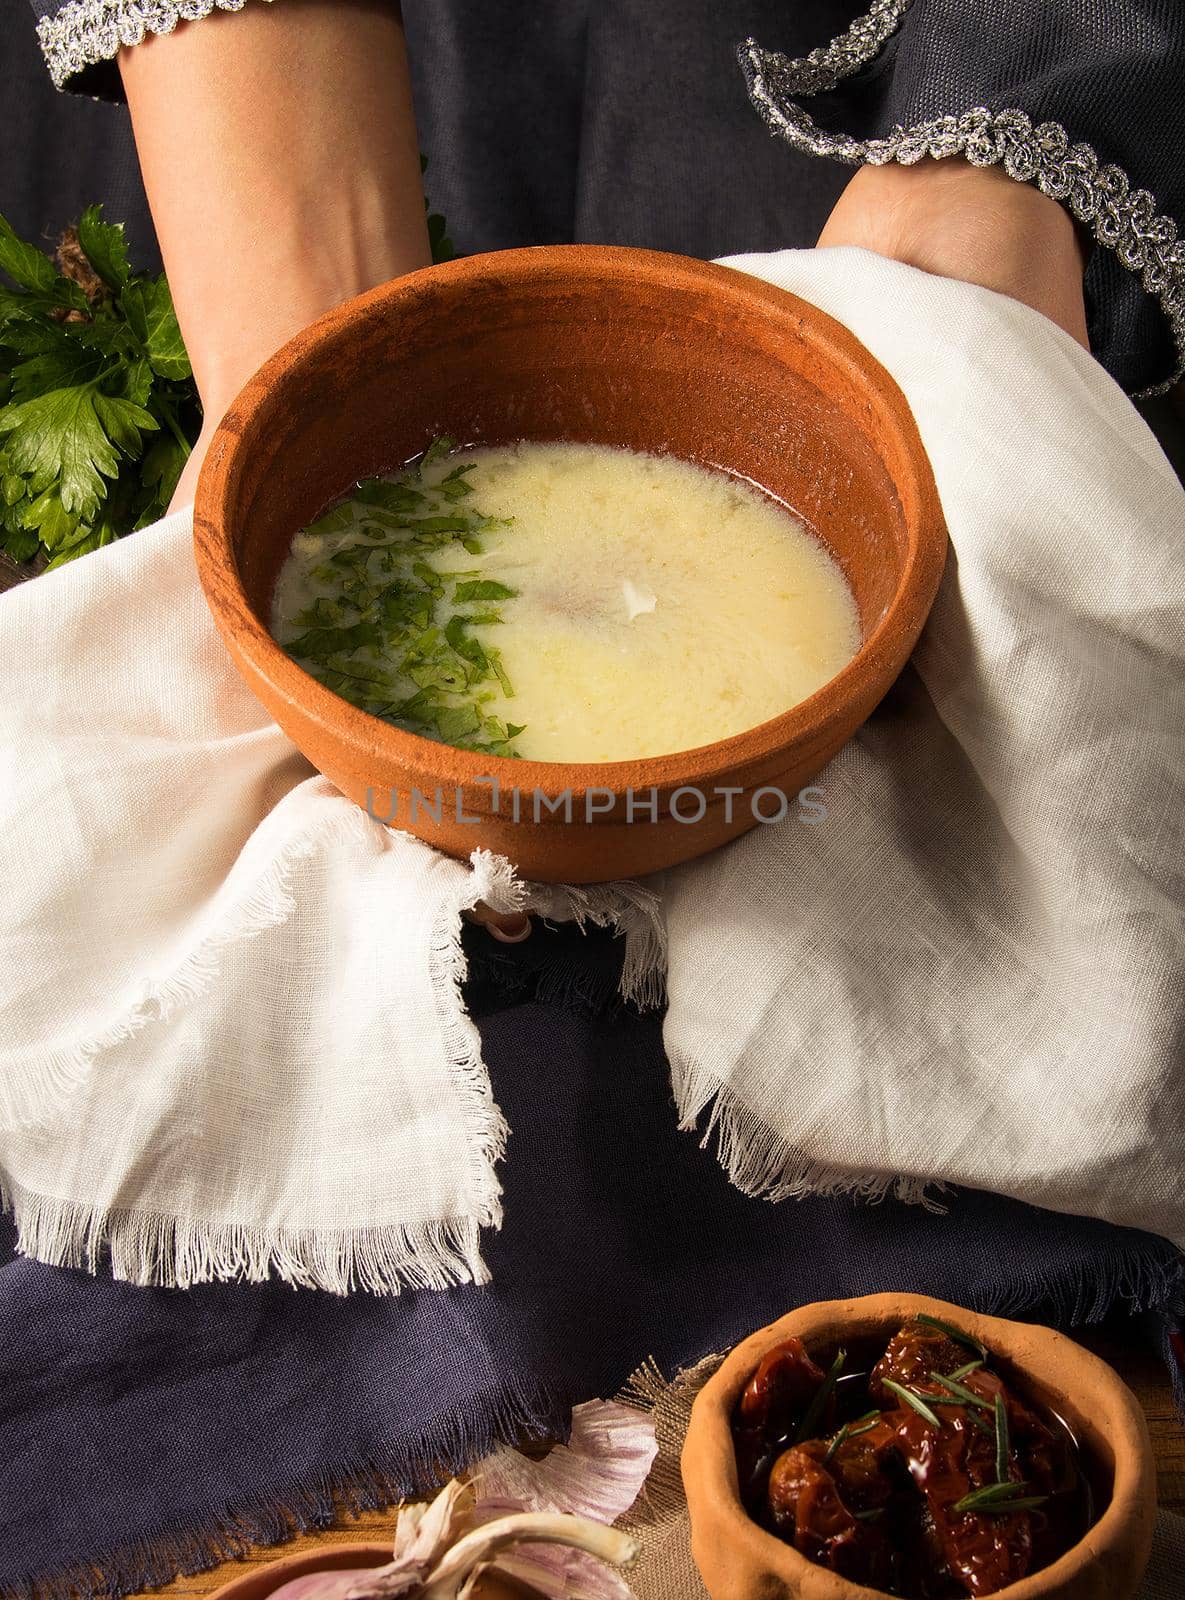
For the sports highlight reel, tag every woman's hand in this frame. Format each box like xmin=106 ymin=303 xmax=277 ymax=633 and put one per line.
xmin=466 ymin=905 xmax=533 ymax=943
xmin=119 ymin=0 xmax=433 ymax=512
xmin=817 ymin=157 xmax=1089 ymax=348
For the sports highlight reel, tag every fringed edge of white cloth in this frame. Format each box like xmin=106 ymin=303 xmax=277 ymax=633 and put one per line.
xmin=457 ymin=849 xmax=669 ymax=1014
xmin=0 ymin=828 xmax=512 ymax=1295
xmin=0 ymin=832 xmax=667 ymax=1293
xmin=670 ymin=1048 xmax=950 ymax=1212
xmin=0 ymin=1170 xmax=491 ymax=1294
xmin=430 ymin=849 xmax=516 ymax=1252
xmin=0 ymin=809 xmax=370 ymax=1135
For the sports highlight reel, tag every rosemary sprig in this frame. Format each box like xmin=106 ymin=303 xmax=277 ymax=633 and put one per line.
xmin=795 ymin=1350 xmax=846 ymax=1445
xmin=822 ymin=1409 xmax=882 ymax=1464
xmin=846 ymin=1409 xmax=883 ymax=1435
xmin=994 ymin=1392 xmax=1011 ymax=1483
xmin=914 ymin=1314 xmax=988 ymax=1359
xmin=955 ymin=1481 xmax=1030 ymax=1507
xmin=881 ymin=1379 xmax=943 ymax=1429
xmin=954 ymin=1481 xmax=1048 ymax=1515
xmin=928 ymin=1371 xmax=995 ymax=1413
xmin=950 ymin=1359 xmax=984 ymax=1381
xmin=914 ymin=1399 xmax=988 ymax=1433
xmin=822 ymin=1425 xmax=848 ymax=1464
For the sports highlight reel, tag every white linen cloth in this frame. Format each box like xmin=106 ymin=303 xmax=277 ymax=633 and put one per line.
xmin=1 ymin=248 xmax=1182 ymax=1292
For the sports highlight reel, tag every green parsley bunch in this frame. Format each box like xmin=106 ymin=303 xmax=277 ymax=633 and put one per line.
xmin=0 ymin=205 xmax=199 ymax=567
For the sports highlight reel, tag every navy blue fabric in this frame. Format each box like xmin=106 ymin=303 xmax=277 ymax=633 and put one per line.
xmin=1 ymin=925 xmax=1181 ymax=1596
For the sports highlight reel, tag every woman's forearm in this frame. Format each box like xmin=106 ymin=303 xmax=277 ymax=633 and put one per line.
xmin=120 ymin=0 xmax=431 ymax=435
xmin=817 ymin=157 xmax=1089 ymax=351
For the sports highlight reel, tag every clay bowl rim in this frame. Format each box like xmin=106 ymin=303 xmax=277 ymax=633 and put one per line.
xmin=681 ymin=1291 xmax=1156 ymax=1600
xmin=194 ymin=244 xmax=947 ymax=797
xmin=208 ymin=1541 xmax=391 ymax=1600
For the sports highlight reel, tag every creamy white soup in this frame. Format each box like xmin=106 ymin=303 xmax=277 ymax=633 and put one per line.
xmin=271 ymin=439 xmax=860 ymax=763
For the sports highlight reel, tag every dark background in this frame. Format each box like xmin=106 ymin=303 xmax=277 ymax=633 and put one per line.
xmin=1 ymin=0 xmax=1181 ymax=567
xmin=1 ymin=7 xmax=160 ymax=271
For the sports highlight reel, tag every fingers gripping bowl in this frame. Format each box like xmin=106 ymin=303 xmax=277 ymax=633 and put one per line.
xmin=681 ymin=1294 xmax=1156 ymax=1600
xmin=193 ymin=246 xmax=947 ymax=883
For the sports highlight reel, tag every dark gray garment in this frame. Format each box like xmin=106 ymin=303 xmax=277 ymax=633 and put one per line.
xmin=738 ymin=0 xmax=1185 ymax=393
xmin=13 ymin=0 xmax=1185 ymax=392
xmin=0 ymin=6 xmax=159 ymax=270
xmin=5 ymin=1 xmax=851 ymax=263
xmin=398 ymin=1 xmax=852 ymax=258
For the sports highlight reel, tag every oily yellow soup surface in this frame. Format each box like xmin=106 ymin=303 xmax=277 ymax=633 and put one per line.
xmin=272 ymin=442 xmax=861 ymax=763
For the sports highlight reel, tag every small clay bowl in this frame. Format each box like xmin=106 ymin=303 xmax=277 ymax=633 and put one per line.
xmin=194 ymin=245 xmax=947 ymax=883
xmin=209 ymin=1543 xmax=389 ymax=1600
xmin=207 ymin=1540 xmax=530 ymax=1600
xmin=681 ymin=1293 xmax=1155 ymax=1600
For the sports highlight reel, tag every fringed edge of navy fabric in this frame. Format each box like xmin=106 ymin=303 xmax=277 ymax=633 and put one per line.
xmin=0 ymin=1373 xmax=570 ymax=1600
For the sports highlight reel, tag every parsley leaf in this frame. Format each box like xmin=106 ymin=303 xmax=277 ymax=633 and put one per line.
xmin=0 ymin=204 xmax=200 ymax=565
xmin=76 ymin=205 xmax=131 ymax=292
xmin=118 ymin=276 xmax=191 ymax=380
xmin=143 ymin=278 xmax=191 ymax=380
xmin=0 ymin=170 xmax=454 ymax=569
xmin=453 ymin=578 xmax=517 ymax=602
xmin=0 ymin=387 xmax=120 ymax=519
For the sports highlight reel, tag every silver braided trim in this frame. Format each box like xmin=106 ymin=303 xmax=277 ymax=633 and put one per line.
xmin=765 ymin=0 xmax=910 ymax=96
xmin=37 ymin=0 xmax=275 ymax=90
xmin=741 ymin=35 xmax=1185 ymax=397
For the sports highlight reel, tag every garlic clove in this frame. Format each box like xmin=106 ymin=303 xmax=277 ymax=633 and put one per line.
xmin=421 ymin=1512 xmax=638 ymax=1600
xmin=621 ymin=579 xmax=657 ymax=621
xmin=392 ymin=1480 xmax=477 ymax=1562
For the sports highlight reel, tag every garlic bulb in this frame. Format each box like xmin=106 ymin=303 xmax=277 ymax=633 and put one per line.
xmin=270 ymin=1402 xmax=653 ymax=1600
xmin=269 ymin=1480 xmax=638 ymax=1600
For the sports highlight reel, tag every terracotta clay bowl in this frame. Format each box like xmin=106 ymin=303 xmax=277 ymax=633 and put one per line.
xmin=208 ymin=1541 xmax=529 ymax=1600
xmin=194 ymin=245 xmax=947 ymax=883
xmin=681 ymin=1293 xmax=1156 ymax=1600
xmin=209 ymin=1543 xmax=390 ymax=1600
